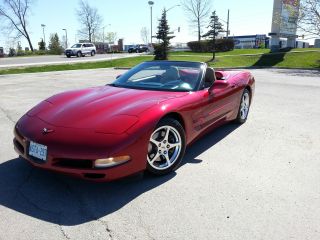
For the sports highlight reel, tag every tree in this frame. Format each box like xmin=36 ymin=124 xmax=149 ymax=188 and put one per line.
xmin=105 ymin=32 xmax=117 ymax=44
xmin=76 ymin=0 xmax=103 ymax=42
xmin=48 ymin=33 xmax=63 ymax=55
xmin=0 ymin=0 xmax=34 ymax=51
xmin=141 ymin=27 xmax=149 ymax=45
xmin=154 ymin=9 xmax=175 ymax=60
xmin=202 ymin=11 xmax=225 ymax=61
xmin=38 ymin=39 xmax=45 ymax=51
xmin=298 ymin=0 xmax=320 ymax=37
xmin=181 ymin=0 xmax=211 ymax=42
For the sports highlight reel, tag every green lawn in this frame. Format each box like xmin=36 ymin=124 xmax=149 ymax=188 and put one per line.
xmin=0 ymin=56 xmax=152 ymax=75
xmin=170 ymin=50 xmax=320 ymax=69
xmin=170 ymin=48 xmax=320 ymax=56
xmin=0 ymin=49 xmax=319 ymax=75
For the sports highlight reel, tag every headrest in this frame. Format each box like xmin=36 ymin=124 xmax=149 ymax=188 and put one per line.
xmin=204 ymin=67 xmax=216 ymax=88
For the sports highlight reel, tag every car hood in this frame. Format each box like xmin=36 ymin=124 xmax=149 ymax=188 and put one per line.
xmin=31 ymin=86 xmax=188 ymax=129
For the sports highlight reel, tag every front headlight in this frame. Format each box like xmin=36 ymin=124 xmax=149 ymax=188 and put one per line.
xmin=27 ymin=100 xmax=53 ymax=117
xmin=95 ymin=115 xmax=139 ymax=134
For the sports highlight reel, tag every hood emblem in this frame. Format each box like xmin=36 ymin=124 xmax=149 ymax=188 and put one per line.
xmin=42 ymin=128 xmax=54 ymax=135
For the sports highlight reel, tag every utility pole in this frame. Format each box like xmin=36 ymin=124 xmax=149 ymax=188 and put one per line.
xmin=41 ymin=24 xmax=46 ymax=48
xmin=226 ymin=9 xmax=230 ymax=39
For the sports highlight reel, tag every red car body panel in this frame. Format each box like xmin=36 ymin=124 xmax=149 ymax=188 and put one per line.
xmin=14 ymin=68 xmax=255 ymax=181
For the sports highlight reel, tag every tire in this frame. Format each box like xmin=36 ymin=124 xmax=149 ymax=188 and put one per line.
xmin=91 ymin=50 xmax=95 ymax=56
xmin=66 ymin=55 xmax=71 ymax=58
xmin=146 ymin=118 xmax=186 ymax=175
xmin=235 ymin=89 xmax=251 ymax=124
xmin=77 ymin=51 xmax=82 ymax=57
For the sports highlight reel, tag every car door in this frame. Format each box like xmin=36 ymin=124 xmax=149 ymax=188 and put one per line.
xmin=192 ymin=80 xmax=239 ymax=131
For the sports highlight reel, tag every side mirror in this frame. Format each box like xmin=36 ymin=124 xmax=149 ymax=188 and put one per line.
xmin=116 ymin=75 xmax=122 ymax=79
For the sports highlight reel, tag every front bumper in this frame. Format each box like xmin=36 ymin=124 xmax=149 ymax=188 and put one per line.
xmin=65 ymin=50 xmax=76 ymax=56
xmin=13 ymin=115 xmax=149 ymax=181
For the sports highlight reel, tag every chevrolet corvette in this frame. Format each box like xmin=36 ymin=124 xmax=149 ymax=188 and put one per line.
xmin=13 ymin=61 xmax=255 ymax=181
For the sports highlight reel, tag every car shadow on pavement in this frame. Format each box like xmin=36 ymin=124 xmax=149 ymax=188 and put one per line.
xmin=0 ymin=123 xmax=240 ymax=226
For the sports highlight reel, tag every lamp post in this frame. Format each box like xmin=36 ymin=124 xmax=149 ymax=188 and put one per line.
xmin=165 ymin=4 xmax=180 ymax=13
xmin=148 ymin=1 xmax=154 ymax=44
xmin=103 ymin=24 xmax=111 ymax=53
xmin=41 ymin=24 xmax=46 ymax=48
xmin=62 ymin=28 xmax=68 ymax=49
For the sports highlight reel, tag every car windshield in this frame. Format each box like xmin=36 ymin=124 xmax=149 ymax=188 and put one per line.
xmin=71 ymin=44 xmax=82 ymax=48
xmin=111 ymin=61 xmax=204 ymax=92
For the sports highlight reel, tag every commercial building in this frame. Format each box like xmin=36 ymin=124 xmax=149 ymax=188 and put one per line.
xmin=232 ymin=35 xmax=270 ymax=49
xmin=270 ymin=0 xmax=300 ymax=51
xmin=230 ymin=34 xmax=309 ymax=49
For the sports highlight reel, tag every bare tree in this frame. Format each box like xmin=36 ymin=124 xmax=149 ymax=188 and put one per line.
xmin=298 ymin=0 xmax=320 ymax=37
xmin=141 ymin=27 xmax=150 ymax=45
xmin=106 ymin=32 xmax=117 ymax=44
xmin=181 ymin=0 xmax=211 ymax=42
xmin=76 ymin=0 xmax=102 ymax=42
xmin=0 ymin=0 xmax=34 ymax=51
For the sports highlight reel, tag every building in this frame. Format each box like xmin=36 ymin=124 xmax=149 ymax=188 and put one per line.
xmin=231 ymin=35 xmax=270 ymax=49
xmin=270 ymin=0 xmax=300 ymax=51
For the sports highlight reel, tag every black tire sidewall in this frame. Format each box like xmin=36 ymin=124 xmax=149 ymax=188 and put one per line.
xmin=146 ymin=118 xmax=186 ymax=175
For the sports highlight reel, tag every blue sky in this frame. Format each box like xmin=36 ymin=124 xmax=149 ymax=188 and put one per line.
xmin=0 ymin=0 xmax=274 ymax=50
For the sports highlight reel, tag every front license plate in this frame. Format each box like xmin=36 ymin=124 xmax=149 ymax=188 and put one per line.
xmin=29 ymin=141 xmax=47 ymax=161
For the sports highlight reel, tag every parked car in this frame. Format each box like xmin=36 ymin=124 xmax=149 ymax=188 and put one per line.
xmin=128 ymin=44 xmax=149 ymax=53
xmin=13 ymin=61 xmax=255 ymax=182
xmin=65 ymin=43 xmax=96 ymax=58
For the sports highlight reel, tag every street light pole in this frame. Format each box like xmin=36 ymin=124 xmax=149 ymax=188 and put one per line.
xmin=148 ymin=1 xmax=154 ymax=44
xmin=41 ymin=24 xmax=46 ymax=48
xmin=226 ymin=9 xmax=230 ymax=39
xmin=103 ymin=24 xmax=111 ymax=53
xmin=62 ymin=29 xmax=68 ymax=49
xmin=165 ymin=4 xmax=180 ymax=13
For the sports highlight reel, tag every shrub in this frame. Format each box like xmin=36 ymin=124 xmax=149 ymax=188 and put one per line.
xmin=8 ymin=48 xmax=16 ymax=57
xmin=154 ymin=43 xmax=168 ymax=60
xmin=187 ymin=39 xmax=234 ymax=52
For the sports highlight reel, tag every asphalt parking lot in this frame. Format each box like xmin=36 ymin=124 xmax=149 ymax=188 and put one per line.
xmin=0 ymin=68 xmax=319 ymax=240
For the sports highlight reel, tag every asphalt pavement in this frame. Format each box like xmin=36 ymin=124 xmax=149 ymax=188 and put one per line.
xmin=0 ymin=53 xmax=140 ymax=68
xmin=0 ymin=68 xmax=319 ymax=240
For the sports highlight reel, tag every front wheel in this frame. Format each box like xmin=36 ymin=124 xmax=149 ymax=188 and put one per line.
xmin=77 ymin=51 xmax=82 ymax=57
xmin=235 ymin=89 xmax=251 ymax=124
xmin=147 ymin=118 xmax=186 ymax=175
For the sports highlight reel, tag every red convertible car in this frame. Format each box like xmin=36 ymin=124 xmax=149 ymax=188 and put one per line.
xmin=13 ymin=61 xmax=255 ymax=181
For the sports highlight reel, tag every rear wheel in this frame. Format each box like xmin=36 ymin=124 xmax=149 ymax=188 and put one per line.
xmin=235 ymin=89 xmax=251 ymax=123
xmin=146 ymin=118 xmax=186 ymax=175
xmin=91 ymin=50 xmax=95 ymax=56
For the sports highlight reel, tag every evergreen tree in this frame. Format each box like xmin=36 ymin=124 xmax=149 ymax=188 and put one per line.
xmin=202 ymin=11 xmax=224 ymax=60
xmin=48 ymin=33 xmax=63 ymax=55
xmin=154 ymin=9 xmax=175 ymax=60
xmin=38 ymin=39 xmax=46 ymax=51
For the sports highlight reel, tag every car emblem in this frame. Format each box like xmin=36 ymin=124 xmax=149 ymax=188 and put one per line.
xmin=42 ymin=128 xmax=54 ymax=135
